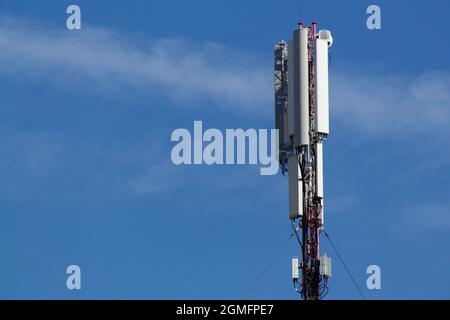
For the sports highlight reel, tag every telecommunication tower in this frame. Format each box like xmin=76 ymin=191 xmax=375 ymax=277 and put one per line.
xmin=274 ymin=22 xmax=333 ymax=300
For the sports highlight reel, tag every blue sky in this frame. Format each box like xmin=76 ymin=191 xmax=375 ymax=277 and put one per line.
xmin=0 ymin=0 xmax=449 ymax=299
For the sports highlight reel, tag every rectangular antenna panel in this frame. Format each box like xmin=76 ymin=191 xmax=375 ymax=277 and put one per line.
xmin=288 ymin=155 xmax=303 ymax=219
xmin=293 ymin=28 xmax=310 ymax=146
xmin=292 ymin=257 xmax=299 ymax=280
xmin=287 ymin=41 xmax=295 ymax=140
xmin=315 ymin=38 xmax=330 ymax=135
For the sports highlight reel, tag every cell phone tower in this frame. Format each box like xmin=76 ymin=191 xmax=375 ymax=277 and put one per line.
xmin=274 ymin=21 xmax=333 ymax=300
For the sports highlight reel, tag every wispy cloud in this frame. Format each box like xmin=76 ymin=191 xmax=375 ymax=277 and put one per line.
xmin=0 ymin=16 xmax=271 ymax=113
xmin=331 ymin=70 xmax=450 ymax=137
xmin=401 ymin=202 xmax=450 ymax=231
xmin=128 ymin=163 xmax=180 ymax=196
xmin=0 ymin=129 xmax=63 ymax=176
xmin=1 ymin=16 xmax=449 ymax=137
xmin=0 ymin=127 xmax=173 ymax=202
xmin=0 ymin=129 xmax=64 ymax=201
xmin=1 ymin=16 xmax=450 ymax=204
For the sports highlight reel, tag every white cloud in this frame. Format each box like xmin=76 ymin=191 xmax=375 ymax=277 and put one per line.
xmin=1 ymin=16 xmax=449 ymax=138
xmin=0 ymin=16 xmax=271 ymax=114
xmin=331 ymin=70 xmax=450 ymax=137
